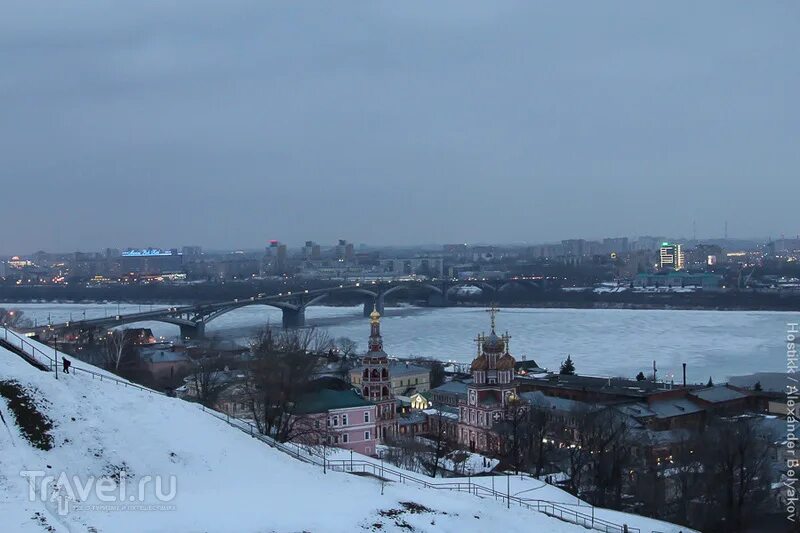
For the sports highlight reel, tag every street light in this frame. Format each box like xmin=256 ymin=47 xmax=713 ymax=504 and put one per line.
xmin=53 ymin=335 xmax=59 ymax=380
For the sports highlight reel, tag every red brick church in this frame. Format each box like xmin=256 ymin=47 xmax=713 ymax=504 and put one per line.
xmin=458 ymin=308 xmax=518 ymax=452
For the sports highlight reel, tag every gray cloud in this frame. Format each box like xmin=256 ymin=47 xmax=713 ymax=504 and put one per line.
xmin=1 ymin=1 xmax=797 ymax=253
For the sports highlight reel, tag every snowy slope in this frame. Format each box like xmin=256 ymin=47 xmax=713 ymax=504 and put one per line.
xmin=1 ymin=338 xmax=608 ymax=533
xmin=320 ymin=448 xmax=695 ymax=533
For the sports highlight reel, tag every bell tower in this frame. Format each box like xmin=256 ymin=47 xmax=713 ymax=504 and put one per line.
xmin=360 ymin=306 xmax=396 ymax=442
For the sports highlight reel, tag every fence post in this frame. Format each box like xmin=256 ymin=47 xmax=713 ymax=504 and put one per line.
xmin=507 ymin=473 xmax=510 ymax=509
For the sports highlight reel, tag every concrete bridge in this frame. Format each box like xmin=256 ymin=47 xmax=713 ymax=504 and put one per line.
xmin=29 ymin=278 xmax=546 ymax=340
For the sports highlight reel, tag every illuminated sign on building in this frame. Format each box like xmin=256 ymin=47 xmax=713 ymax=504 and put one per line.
xmin=122 ymin=249 xmax=177 ymax=257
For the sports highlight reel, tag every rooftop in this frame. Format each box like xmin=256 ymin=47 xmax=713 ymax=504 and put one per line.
xmin=521 ymin=373 xmax=691 ymax=398
xmin=519 ymin=390 xmax=599 ymax=413
xmin=352 ymin=361 xmax=430 ymax=377
xmin=140 ymin=349 xmax=192 ymax=364
xmin=690 ymin=386 xmax=748 ymax=403
xmin=431 ymin=379 xmax=471 ymax=396
xmin=294 ymin=389 xmax=373 ymax=415
xmin=648 ymin=398 xmax=704 ymax=419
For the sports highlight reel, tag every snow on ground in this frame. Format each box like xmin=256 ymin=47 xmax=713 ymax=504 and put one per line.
xmin=1 ymin=335 xmax=619 ymax=533
xmin=9 ymin=303 xmax=793 ymax=382
xmin=310 ymin=447 xmax=694 ymax=533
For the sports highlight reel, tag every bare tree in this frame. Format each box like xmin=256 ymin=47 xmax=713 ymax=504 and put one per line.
xmin=270 ymin=326 xmax=333 ymax=354
xmin=189 ymin=358 xmax=231 ymax=408
xmin=246 ymin=327 xmax=320 ymax=441
xmin=695 ymin=416 xmax=774 ymax=532
xmin=0 ymin=308 xmax=31 ymax=328
xmin=561 ymin=405 xmax=596 ymax=497
xmin=522 ymin=399 xmax=556 ymax=478
xmin=383 ymin=435 xmax=429 ymax=473
xmin=335 ymin=337 xmax=358 ymax=358
xmin=101 ymin=329 xmax=129 ymax=372
xmin=422 ymin=406 xmax=454 ymax=477
xmin=498 ymin=396 xmax=527 ymax=474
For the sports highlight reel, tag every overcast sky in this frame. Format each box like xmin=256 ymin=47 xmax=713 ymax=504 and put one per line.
xmin=1 ymin=1 xmax=797 ymax=254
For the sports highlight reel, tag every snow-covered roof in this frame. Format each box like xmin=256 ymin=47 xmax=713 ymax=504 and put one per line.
xmin=690 ymin=386 xmax=748 ymax=403
xmin=648 ymin=398 xmax=704 ymax=419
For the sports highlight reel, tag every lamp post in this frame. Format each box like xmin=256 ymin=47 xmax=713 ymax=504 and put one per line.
xmin=53 ymin=335 xmax=59 ymax=380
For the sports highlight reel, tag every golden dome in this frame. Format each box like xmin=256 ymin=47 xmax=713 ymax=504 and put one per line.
xmin=370 ymin=306 xmax=381 ymax=323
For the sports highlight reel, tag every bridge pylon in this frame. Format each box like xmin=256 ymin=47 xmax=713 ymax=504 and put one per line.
xmin=281 ymin=307 xmax=305 ymax=328
xmin=180 ymin=322 xmax=205 ymax=340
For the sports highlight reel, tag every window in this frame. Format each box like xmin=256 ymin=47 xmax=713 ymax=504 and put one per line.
xmin=364 ymin=431 xmax=371 ymax=440
xmin=333 ymin=435 xmax=339 ymax=444
xmin=415 ymin=378 xmax=418 ymax=384
xmin=332 ymin=415 xmax=339 ymax=426
xmin=314 ymin=420 xmax=320 ymax=429
xmin=341 ymin=414 xmax=348 ymax=426
xmin=343 ymin=433 xmax=349 ymax=443
xmin=364 ymin=411 xmax=370 ymax=423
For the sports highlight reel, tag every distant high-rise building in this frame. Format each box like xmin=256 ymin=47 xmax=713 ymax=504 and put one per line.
xmin=659 ymin=242 xmax=685 ymax=270
xmin=336 ymin=239 xmax=355 ymax=263
xmin=561 ymin=239 xmax=586 ymax=257
xmin=182 ymin=246 xmax=202 ymax=258
xmin=264 ymin=240 xmax=288 ymax=274
xmin=633 ymin=236 xmax=667 ymax=251
xmin=303 ymin=241 xmax=321 ymax=260
xmin=602 ymin=237 xmax=629 ymax=255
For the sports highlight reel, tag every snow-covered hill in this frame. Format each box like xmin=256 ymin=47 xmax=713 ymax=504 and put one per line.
xmin=0 ymin=333 xmax=685 ymax=533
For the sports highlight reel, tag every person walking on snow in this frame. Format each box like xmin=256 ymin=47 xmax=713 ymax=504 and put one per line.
xmin=62 ymin=357 xmax=71 ymax=374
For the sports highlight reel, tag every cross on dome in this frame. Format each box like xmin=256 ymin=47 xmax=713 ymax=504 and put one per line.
xmin=486 ymin=304 xmax=499 ymax=332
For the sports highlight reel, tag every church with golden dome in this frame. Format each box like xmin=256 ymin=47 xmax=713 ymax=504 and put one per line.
xmin=458 ymin=307 xmax=518 ymax=453
xmin=360 ymin=306 xmax=398 ymax=442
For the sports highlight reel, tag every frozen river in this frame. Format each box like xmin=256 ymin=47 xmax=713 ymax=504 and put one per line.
xmin=6 ymin=303 xmax=795 ymax=384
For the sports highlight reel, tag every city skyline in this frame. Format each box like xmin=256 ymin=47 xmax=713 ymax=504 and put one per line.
xmin=3 ymin=2 xmax=797 ymax=252
xmin=2 ymin=232 xmax=793 ymax=257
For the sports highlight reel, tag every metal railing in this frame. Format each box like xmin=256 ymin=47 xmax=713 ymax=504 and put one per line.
xmin=1 ymin=327 xmax=161 ymax=395
xmin=1 ymin=326 xmax=642 ymax=533
xmin=196 ymin=405 xmax=640 ymax=533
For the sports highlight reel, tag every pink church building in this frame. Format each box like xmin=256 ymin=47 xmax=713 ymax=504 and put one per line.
xmin=293 ymin=389 xmax=378 ymax=456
